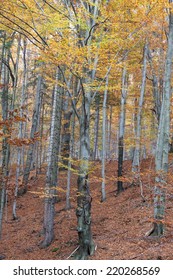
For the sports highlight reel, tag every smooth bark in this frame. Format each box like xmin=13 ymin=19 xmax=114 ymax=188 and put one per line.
xmin=150 ymin=6 xmax=173 ymax=236
xmin=41 ymin=69 xmax=63 ymax=247
xmin=0 ymin=34 xmax=10 ymax=238
xmin=75 ymin=92 xmax=95 ymax=259
xmin=20 ymin=74 xmax=42 ymax=194
xmin=117 ymin=68 xmax=128 ymax=193
xmin=101 ymin=75 xmax=109 ymax=201
xmin=132 ymin=42 xmax=148 ymax=175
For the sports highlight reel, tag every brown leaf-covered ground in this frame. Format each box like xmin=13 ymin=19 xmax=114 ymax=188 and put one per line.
xmin=1 ymin=158 xmax=173 ymax=260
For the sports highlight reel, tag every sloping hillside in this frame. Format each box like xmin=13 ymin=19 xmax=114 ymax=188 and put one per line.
xmin=1 ymin=159 xmax=173 ymax=260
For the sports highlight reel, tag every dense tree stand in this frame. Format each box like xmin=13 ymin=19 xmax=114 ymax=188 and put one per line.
xmin=1 ymin=0 xmax=173 ymax=261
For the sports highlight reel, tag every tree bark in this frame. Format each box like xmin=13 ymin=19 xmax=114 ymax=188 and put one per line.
xmin=66 ymin=112 xmax=75 ymax=210
xmin=0 ymin=33 xmax=10 ymax=238
xmin=150 ymin=5 xmax=173 ymax=236
xmin=20 ymin=74 xmax=42 ymax=194
xmin=75 ymin=92 xmax=95 ymax=259
xmin=92 ymin=95 xmax=100 ymax=160
xmin=107 ymin=105 xmax=113 ymax=159
xmin=41 ymin=69 xmax=63 ymax=247
xmin=132 ymin=42 xmax=148 ymax=177
xmin=101 ymin=74 xmax=109 ymax=201
xmin=117 ymin=68 xmax=128 ymax=193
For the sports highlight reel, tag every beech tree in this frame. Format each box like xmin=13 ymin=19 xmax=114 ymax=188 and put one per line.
xmin=132 ymin=42 xmax=148 ymax=178
xmin=149 ymin=0 xmax=173 ymax=236
xmin=117 ymin=67 xmax=128 ymax=193
xmin=20 ymin=73 xmax=43 ymax=194
xmin=41 ymin=68 xmax=63 ymax=247
xmin=0 ymin=31 xmax=10 ymax=237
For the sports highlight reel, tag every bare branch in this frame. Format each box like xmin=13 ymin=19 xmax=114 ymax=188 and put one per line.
xmin=0 ymin=8 xmax=48 ymax=46
xmin=58 ymin=66 xmax=80 ymax=120
xmin=42 ymin=0 xmax=73 ymax=22
xmin=0 ymin=21 xmax=42 ymax=49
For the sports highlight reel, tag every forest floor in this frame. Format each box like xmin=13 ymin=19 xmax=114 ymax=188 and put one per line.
xmin=1 ymin=157 xmax=173 ymax=260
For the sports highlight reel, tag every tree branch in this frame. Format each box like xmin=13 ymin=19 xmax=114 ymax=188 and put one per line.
xmin=58 ymin=66 xmax=80 ymax=120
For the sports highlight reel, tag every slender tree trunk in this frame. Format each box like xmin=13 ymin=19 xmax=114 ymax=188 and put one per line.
xmin=61 ymin=83 xmax=72 ymax=169
xmin=148 ymin=47 xmax=161 ymax=124
xmin=13 ymin=36 xmax=26 ymax=220
xmin=20 ymin=74 xmax=42 ymax=194
xmin=93 ymin=95 xmax=100 ymax=160
xmin=35 ymin=92 xmax=43 ymax=177
xmin=132 ymin=42 xmax=148 ymax=177
xmin=66 ymin=112 xmax=75 ymax=210
xmin=0 ymin=35 xmax=10 ymax=238
xmin=61 ymin=109 xmax=72 ymax=169
xmin=117 ymin=68 xmax=128 ymax=193
xmin=107 ymin=105 xmax=112 ymax=159
xmin=37 ymin=101 xmax=45 ymax=174
xmin=11 ymin=35 xmax=21 ymax=110
xmin=101 ymin=75 xmax=109 ymax=202
xmin=152 ymin=75 xmax=161 ymax=124
xmin=41 ymin=69 xmax=62 ymax=247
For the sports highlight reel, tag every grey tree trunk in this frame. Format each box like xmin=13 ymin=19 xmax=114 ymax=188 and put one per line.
xmin=148 ymin=48 xmax=161 ymax=124
xmin=13 ymin=39 xmax=27 ymax=219
xmin=37 ymin=100 xmax=45 ymax=174
xmin=92 ymin=95 xmax=100 ymax=160
xmin=61 ymin=76 xmax=73 ymax=169
xmin=66 ymin=112 xmax=75 ymax=210
xmin=117 ymin=68 xmax=128 ymax=193
xmin=41 ymin=69 xmax=63 ymax=247
xmin=20 ymin=74 xmax=42 ymax=194
xmin=11 ymin=35 xmax=21 ymax=110
xmin=149 ymin=6 xmax=173 ymax=236
xmin=0 ymin=34 xmax=10 ymax=238
xmin=101 ymin=74 xmax=109 ymax=202
xmin=75 ymin=91 xmax=95 ymax=259
xmin=132 ymin=42 xmax=148 ymax=176
xmin=107 ymin=105 xmax=113 ymax=159
xmin=152 ymin=75 xmax=161 ymax=124
xmin=67 ymin=0 xmax=99 ymax=259
xmin=61 ymin=109 xmax=72 ymax=169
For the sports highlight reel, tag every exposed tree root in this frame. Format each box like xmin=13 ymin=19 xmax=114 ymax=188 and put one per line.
xmin=145 ymin=222 xmax=164 ymax=237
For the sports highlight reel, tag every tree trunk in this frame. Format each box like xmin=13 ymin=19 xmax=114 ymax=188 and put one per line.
xmin=13 ymin=36 xmax=25 ymax=220
xmin=101 ymin=75 xmax=109 ymax=202
xmin=61 ymin=78 xmax=72 ymax=169
xmin=20 ymin=74 xmax=42 ymax=194
xmin=66 ymin=112 xmax=75 ymax=210
xmin=93 ymin=95 xmax=100 ymax=161
xmin=149 ymin=6 xmax=173 ymax=236
xmin=61 ymin=109 xmax=72 ymax=169
xmin=0 ymin=34 xmax=10 ymax=238
xmin=37 ymin=101 xmax=45 ymax=174
xmin=148 ymin=47 xmax=162 ymax=124
xmin=117 ymin=68 xmax=128 ymax=193
xmin=10 ymin=35 xmax=21 ymax=110
xmin=107 ymin=105 xmax=113 ymax=159
xmin=75 ymin=92 xmax=95 ymax=259
xmin=152 ymin=75 xmax=161 ymax=124
xmin=41 ymin=69 xmax=62 ymax=247
xmin=132 ymin=42 xmax=148 ymax=177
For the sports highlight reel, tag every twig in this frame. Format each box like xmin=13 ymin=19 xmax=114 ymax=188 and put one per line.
xmin=66 ymin=245 xmax=80 ymax=259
